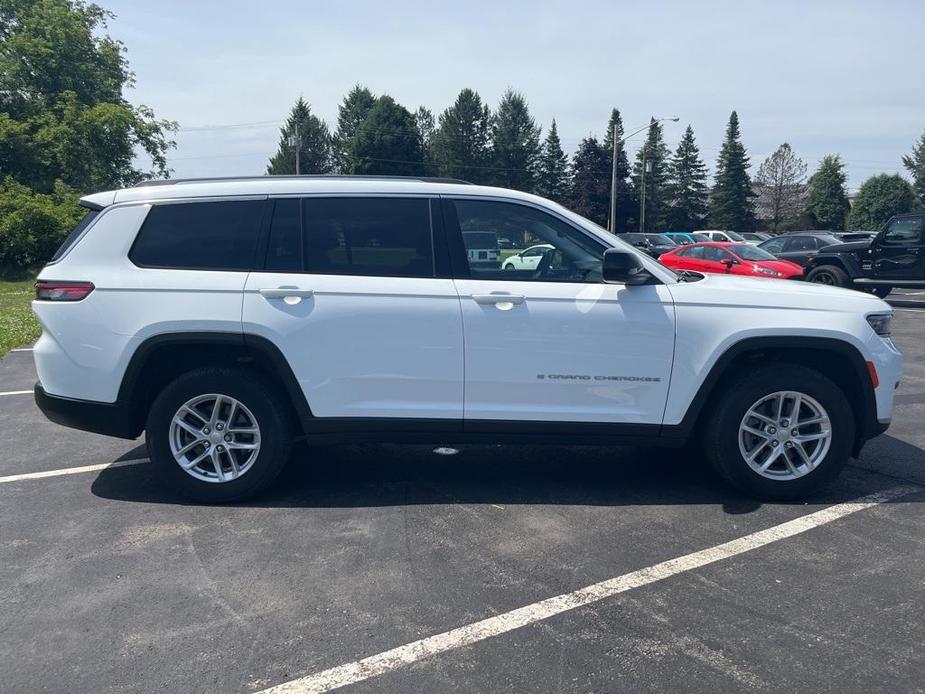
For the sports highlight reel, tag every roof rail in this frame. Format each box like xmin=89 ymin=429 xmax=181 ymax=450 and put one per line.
xmin=133 ymin=174 xmax=472 ymax=188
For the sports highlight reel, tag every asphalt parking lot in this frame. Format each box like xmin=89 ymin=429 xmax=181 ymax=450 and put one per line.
xmin=2 ymin=305 xmax=924 ymax=694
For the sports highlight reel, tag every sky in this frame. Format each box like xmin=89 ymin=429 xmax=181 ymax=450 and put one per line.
xmin=106 ymin=0 xmax=924 ymax=191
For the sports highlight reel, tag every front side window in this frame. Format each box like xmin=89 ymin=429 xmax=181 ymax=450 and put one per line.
xmin=680 ymin=245 xmax=705 ymax=259
xmin=451 ymin=199 xmax=603 ymax=282
xmin=730 ymin=244 xmax=775 ymax=261
xmin=703 ymin=246 xmax=731 ymax=262
xmin=303 ymin=197 xmax=434 ymax=278
xmin=130 ymin=200 xmax=264 ymax=270
xmin=883 ymin=218 xmax=923 ymax=245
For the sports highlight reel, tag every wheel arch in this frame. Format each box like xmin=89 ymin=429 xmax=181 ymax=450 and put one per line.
xmin=119 ymin=332 xmax=312 ymax=437
xmin=671 ymin=336 xmax=878 ymax=453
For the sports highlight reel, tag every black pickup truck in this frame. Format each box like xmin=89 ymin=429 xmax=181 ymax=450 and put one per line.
xmin=805 ymin=213 xmax=925 ymax=298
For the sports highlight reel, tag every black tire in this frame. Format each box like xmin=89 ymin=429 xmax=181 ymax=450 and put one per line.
xmin=146 ymin=367 xmax=292 ymax=502
xmin=503 ymin=263 xmax=515 ymax=271
xmin=806 ymin=264 xmax=849 ymax=287
xmin=702 ymin=363 xmax=854 ymax=500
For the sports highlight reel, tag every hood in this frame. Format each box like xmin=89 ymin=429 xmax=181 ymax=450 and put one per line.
xmin=667 ymin=272 xmax=889 ymax=312
xmin=819 ymin=239 xmax=871 ymax=253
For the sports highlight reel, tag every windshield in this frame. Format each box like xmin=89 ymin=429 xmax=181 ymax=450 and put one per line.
xmin=730 ymin=244 xmax=776 ymax=261
xmin=725 ymin=230 xmax=746 ymax=241
xmin=648 ymin=234 xmax=675 ymax=245
xmin=692 ymin=233 xmax=709 ymax=242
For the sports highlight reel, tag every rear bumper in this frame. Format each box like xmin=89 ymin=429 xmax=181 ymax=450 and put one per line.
xmin=34 ymin=383 xmax=137 ymax=439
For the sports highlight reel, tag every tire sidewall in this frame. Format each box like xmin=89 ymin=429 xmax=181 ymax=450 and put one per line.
xmin=807 ymin=265 xmax=848 ymax=287
xmin=706 ymin=365 xmax=855 ymax=499
xmin=146 ymin=368 xmax=290 ymax=502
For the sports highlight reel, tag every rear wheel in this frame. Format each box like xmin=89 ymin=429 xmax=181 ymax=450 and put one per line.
xmin=146 ymin=367 xmax=292 ymax=502
xmin=806 ymin=264 xmax=849 ymax=288
xmin=703 ymin=364 xmax=854 ymax=499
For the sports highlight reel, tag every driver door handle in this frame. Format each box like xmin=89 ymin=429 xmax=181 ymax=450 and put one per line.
xmin=471 ymin=293 xmax=525 ymax=305
xmin=259 ymin=286 xmax=315 ymax=299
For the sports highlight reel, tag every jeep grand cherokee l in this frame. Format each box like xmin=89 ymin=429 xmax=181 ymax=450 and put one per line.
xmin=32 ymin=176 xmax=902 ymax=502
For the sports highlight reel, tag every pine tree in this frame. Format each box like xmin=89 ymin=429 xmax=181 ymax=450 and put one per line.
xmin=665 ymin=125 xmax=708 ymax=231
xmin=709 ymin=111 xmax=756 ymax=232
xmin=602 ymin=108 xmax=633 ymax=231
xmin=566 ymin=136 xmax=610 ymax=226
xmin=631 ymin=119 xmax=671 ymax=232
xmin=430 ymin=88 xmax=492 ymax=184
xmin=536 ymin=119 xmax=570 ymax=203
xmin=754 ymin=143 xmax=807 ymax=231
xmin=414 ymin=106 xmax=436 ymax=174
xmin=490 ymin=89 xmax=541 ymax=192
xmin=267 ymin=97 xmax=332 ymax=175
xmin=350 ymin=96 xmax=423 ymax=176
xmin=806 ymin=155 xmax=850 ymax=230
xmin=333 ymin=84 xmax=377 ymax=173
xmin=902 ymin=129 xmax=925 ymax=204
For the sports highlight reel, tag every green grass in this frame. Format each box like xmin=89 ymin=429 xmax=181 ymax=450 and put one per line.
xmin=0 ymin=279 xmax=39 ymax=357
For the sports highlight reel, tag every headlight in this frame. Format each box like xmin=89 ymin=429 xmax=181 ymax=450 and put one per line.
xmin=866 ymin=313 xmax=892 ymax=337
xmin=756 ymin=266 xmax=782 ymax=277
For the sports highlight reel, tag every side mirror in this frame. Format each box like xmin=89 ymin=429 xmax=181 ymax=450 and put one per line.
xmin=602 ymin=249 xmax=655 ymax=285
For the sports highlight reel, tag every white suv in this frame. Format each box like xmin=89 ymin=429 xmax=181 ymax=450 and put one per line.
xmin=32 ymin=176 xmax=902 ymax=502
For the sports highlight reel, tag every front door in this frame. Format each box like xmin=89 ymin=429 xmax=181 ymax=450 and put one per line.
xmin=868 ymin=216 xmax=924 ymax=281
xmin=444 ymin=197 xmax=675 ymax=425
xmin=243 ymin=196 xmax=464 ymax=421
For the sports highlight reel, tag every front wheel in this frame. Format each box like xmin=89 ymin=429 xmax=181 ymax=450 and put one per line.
xmin=503 ymin=263 xmax=515 ymax=271
xmin=702 ymin=364 xmax=854 ymax=500
xmin=146 ymin=367 xmax=292 ymax=502
xmin=806 ymin=265 xmax=849 ymax=287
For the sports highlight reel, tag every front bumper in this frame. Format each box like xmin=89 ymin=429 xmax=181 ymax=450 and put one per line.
xmin=34 ymin=383 xmax=138 ymax=439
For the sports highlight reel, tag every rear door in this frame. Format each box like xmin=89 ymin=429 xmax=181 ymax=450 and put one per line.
xmin=242 ymin=196 xmax=464 ymax=421
xmin=445 ymin=197 xmax=675 ymax=425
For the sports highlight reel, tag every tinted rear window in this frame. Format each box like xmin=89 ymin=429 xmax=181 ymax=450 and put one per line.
xmin=130 ymin=200 xmax=264 ymax=270
xmin=50 ymin=208 xmax=99 ymax=262
xmin=303 ymin=197 xmax=433 ymax=278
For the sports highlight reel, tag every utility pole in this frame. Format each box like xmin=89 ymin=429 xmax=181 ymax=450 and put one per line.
xmin=289 ymin=123 xmax=301 ymax=175
xmin=639 ymin=156 xmax=649 ymax=233
xmin=609 ymin=122 xmax=619 ymax=232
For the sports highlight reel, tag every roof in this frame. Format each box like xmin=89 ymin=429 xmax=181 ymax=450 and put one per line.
xmin=80 ymin=175 xmax=530 ymax=209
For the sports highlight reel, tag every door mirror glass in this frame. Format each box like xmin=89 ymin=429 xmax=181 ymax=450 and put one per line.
xmin=602 ymin=249 xmax=654 ymax=285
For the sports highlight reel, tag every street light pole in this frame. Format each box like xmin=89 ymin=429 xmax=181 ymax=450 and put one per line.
xmin=609 ymin=116 xmax=679 ymax=233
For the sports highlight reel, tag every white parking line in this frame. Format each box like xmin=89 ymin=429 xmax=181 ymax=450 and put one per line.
xmin=0 ymin=390 xmax=32 ymax=396
xmin=258 ymin=484 xmax=920 ymax=694
xmin=10 ymin=347 xmax=33 ymax=352
xmin=0 ymin=459 xmax=146 ymax=484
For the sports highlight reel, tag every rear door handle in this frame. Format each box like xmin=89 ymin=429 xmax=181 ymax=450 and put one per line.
xmin=471 ymin=293 xmax=525 ymax=305
xmin=259 ymin=286 xmax=314 ymax=299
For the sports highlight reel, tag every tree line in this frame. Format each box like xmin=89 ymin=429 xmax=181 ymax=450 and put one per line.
xmin=269 ymin=87 xmax=925 ymax=234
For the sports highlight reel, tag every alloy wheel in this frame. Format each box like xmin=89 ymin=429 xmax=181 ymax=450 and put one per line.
xmin=738 ymin=390 xmax=832 ymax=480
xmin=169 ymin=393 xmax=261 ymax=483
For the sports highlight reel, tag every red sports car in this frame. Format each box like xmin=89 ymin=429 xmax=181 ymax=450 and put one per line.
xmin=658 ymin=241 xmax=804 ymax=279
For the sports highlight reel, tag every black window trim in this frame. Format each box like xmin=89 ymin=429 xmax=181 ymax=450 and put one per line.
xmin=127 ymin=196 xmax=270 ymax=272
xmin=439 ymin=194 xmax=609 ymax=283
xmin=256 ymin=193 xmax=445 ymax=279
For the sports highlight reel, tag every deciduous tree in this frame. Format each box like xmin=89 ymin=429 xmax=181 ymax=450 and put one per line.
xmin=754 ymin=143 xmax=807 ymax=231
xmin=848 ymin=174 xmax=920 ymax=230
xmin=902 ymin=129 xmax=925 ymax=205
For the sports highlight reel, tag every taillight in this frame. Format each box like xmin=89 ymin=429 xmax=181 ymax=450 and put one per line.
xmin=35 ymin=280 xmax=95 ymax=302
